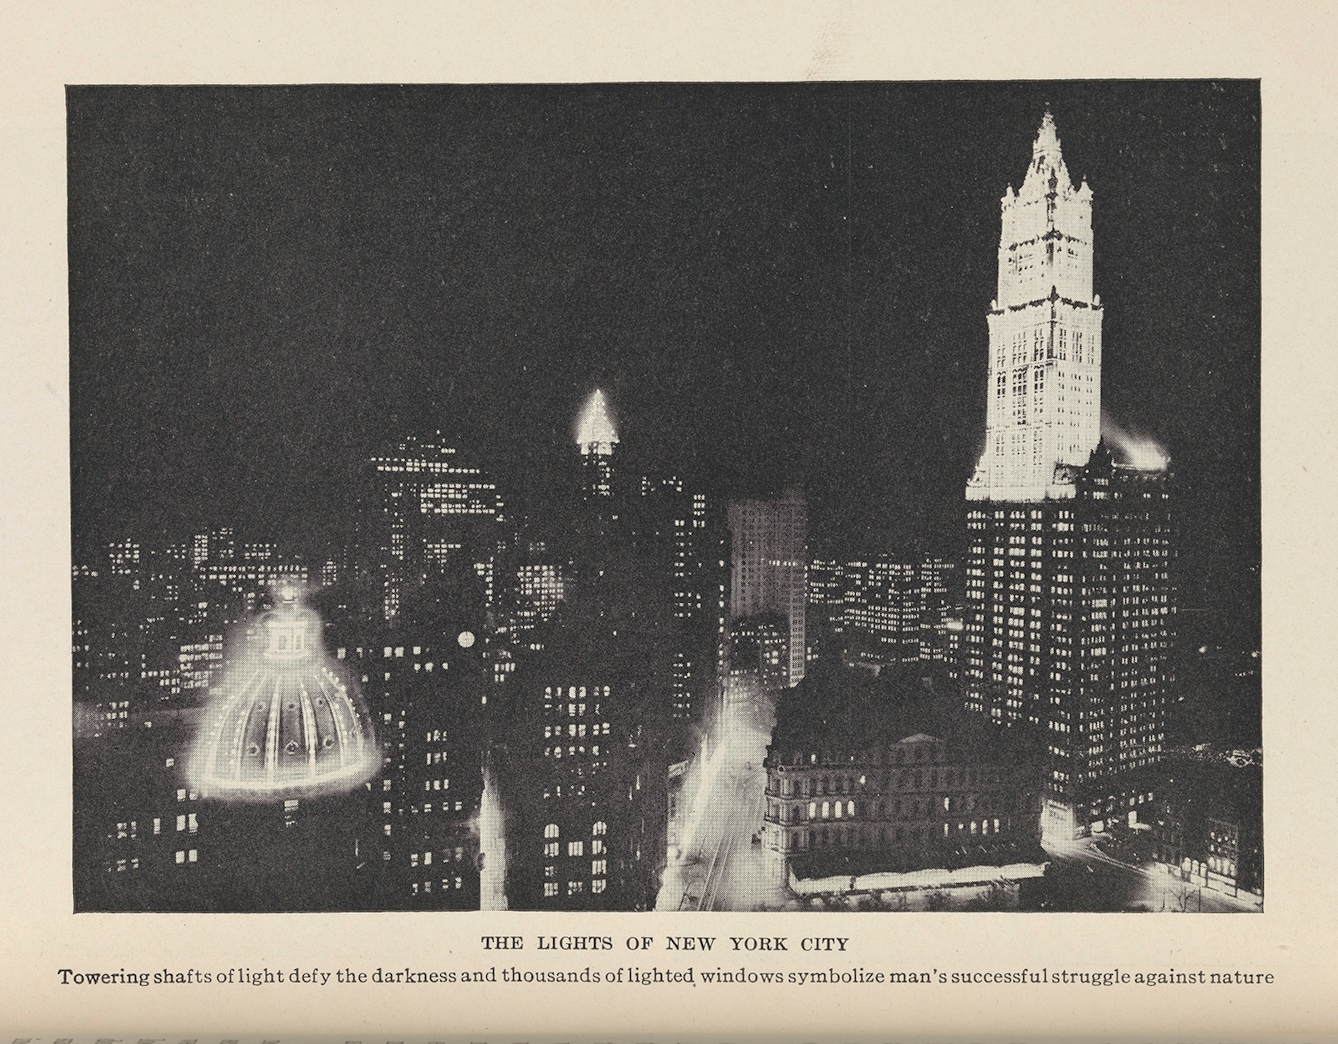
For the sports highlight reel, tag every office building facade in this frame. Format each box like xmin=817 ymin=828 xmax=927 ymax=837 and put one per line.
xmin=961 ymin=112 xmax=1175 ymax=838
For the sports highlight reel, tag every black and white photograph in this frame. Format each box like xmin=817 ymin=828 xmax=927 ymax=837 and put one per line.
xmin=67 ymin=81 xmax=1261 ymax=917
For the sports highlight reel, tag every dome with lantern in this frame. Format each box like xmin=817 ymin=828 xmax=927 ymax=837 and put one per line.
xmin=187 ymin=588 xmax=379 ymax=800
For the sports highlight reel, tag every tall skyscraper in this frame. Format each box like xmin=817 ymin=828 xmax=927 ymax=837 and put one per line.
xmin=499 ymin=586 xmax=671 ymax=911
xmin=633 ymin=474 xmax=727 ymax=722
xmin=352 ymin=577 xmax=489 ymax=911
xmin=962 ymin=112 xmax=1175 ymax=840
xmin=728 ymin=489 xmax=807 ymax=687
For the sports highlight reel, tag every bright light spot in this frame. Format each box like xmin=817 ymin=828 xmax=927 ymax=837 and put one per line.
xmin=1102 ymin=412 xmax=1168 ymax=471
xmin=1124 ymin=440 xmax=1169 ymax=471
xmin=576 ymin=389 xmax=618 ymax=455
xmin=457 ymin=630 xmax=476 ymax=649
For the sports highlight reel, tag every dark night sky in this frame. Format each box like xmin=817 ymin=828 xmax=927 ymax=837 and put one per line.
xmin=68 ymin=81 xmax=1260 ymax=640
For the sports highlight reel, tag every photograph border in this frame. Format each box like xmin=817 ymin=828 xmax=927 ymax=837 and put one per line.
xmin=2 ymin=2 xmax=1335 ymax=1040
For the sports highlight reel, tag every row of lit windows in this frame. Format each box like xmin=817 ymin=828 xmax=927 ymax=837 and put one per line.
xmin=543 ymin=879 xmax=606 ymax=897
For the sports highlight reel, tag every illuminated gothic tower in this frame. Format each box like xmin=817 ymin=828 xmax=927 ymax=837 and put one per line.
xmin=968 ymin=109 xmax=1102 ymax=503
xmin=962 ymin=112 xmax=1175 ymax=840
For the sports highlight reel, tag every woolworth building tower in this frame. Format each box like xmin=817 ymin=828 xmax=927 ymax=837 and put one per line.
xmin=963 ymin=111 xmax=1176 ymax=841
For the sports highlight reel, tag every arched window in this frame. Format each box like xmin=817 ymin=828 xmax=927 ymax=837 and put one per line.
xmin=592 ymin=821 xmax=607 ymax=836
xmin=543 ymin=823 xmax=559 ymax=839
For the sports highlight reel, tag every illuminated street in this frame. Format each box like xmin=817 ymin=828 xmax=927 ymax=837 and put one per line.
xmin=657 ymin=683 xmax=786 ymax=911
xmin=1040 ymin=836 xmax=1259 ymax=913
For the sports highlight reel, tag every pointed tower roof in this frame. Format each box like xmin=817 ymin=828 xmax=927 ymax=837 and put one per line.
xmin=1023 ymin=107 xmax=1075 ymax=197
xmin=576 ymin=388 xmax=618 ymax=454
xmin=1034 ymin=106 xmax=1059 ymax=155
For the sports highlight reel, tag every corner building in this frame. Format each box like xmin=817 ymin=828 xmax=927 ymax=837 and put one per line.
xmin=963 ymin=112 xmax=1175 ymax=839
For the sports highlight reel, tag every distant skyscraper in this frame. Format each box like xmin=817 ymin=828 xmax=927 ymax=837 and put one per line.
xmin=634 ymin=474 xmax=727 ymax=722
xmin=840 ymin=558 xmax=921 ymax=666
xmin=804 ymin=555 xmax=957 ymax=670
xmin=576 ymin=389 xmax=619 ymax=500
xmin=363 ymin=434 xmax=505 ymax=624
xmin=510 ymin=562 xmax=568 ymax=643
xmin=962 ymin=111 xmax=1175 ymax=839
xmin=728 ymin=490 xmax=807 ymax=687
xmin=727 ymin=613 xmax=789 ymax=697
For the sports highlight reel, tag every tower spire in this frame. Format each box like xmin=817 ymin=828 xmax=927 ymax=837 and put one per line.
xmin=1031 ymin=107 xmax=1063 ymax=171
xmin=576 ymin=388 xmax=618 ymax=456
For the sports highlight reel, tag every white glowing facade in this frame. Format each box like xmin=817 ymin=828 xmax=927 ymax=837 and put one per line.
xmin=576 ymin=389 xmax=618 ymax=455
xmin=187 ymin=595 xmax=379 ymax=799
xmin=968 ymin=111 xmax=1103 ymax=503
xmin=576 ymin=389 xmax=618 ymax=499
xmin=961 ymin=113 xmax=1175 ymax=840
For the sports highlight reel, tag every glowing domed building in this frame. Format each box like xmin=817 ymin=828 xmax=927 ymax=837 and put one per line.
xmin=187 ymin=590 xmax=379 ymax=800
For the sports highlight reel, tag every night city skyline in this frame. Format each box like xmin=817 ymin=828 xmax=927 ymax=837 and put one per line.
xmin=70 ymin=81 xmax=1262 ymax=915
xmin=69 ymin=81 xmax=1259 ymax=644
